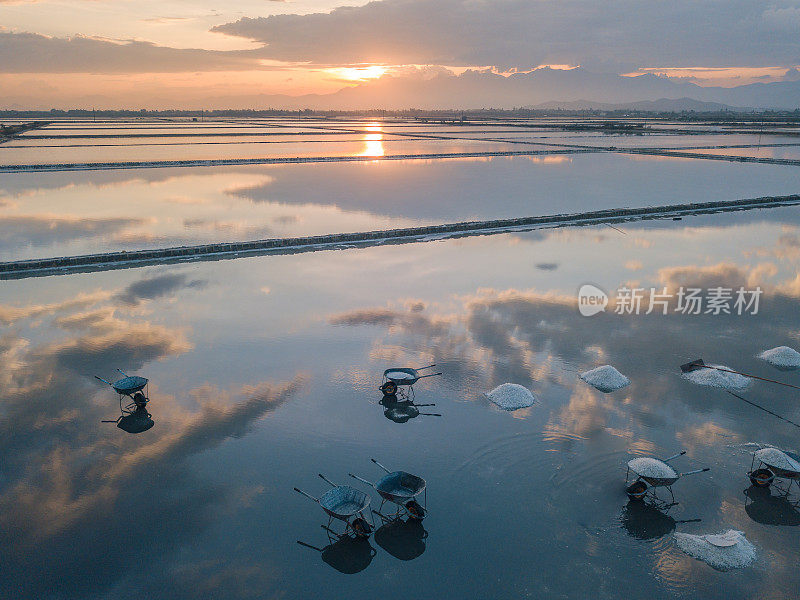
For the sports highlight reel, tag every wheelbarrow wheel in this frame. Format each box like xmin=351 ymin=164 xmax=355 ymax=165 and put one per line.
xmin=749 ymin=468 xmax=774 ymax=488
xmin=351 ymin=517 xmax=372 ymax=538
xmin=626 ymin=480 xmax=648 ymax=501
xmin=406 ymin=500 xmax=426 ymax=520
xmin=381 ymin=381 xmax=398 ymax=396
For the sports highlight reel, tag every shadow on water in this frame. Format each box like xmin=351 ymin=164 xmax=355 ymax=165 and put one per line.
xmin=379 ymin=394 xmax=441 ymax=424
xmin=620 ymin=500 xmax=701 ymax=541
xmin=374 ymin=517 xmax=428 ymax=561
xmin=115 ymin=406 xmax=155 ymax=434
xmin=297 ymin=527 xmax=377 ymax=574
xmin=744 ymin=486 xmax=800 ymax=526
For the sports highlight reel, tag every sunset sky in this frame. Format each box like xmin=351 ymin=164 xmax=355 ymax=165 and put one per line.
xmin=1 ymin=0 xmax=799 ymax=108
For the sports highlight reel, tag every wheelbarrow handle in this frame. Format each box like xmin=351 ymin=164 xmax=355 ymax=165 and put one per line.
xmin=417 ymin=373 xmax=443 ymax=379
xmin=680 ymin=468 xmax=710 ymax=477
xmin=414 ymin=403 xmax=436 ymax=407
xmin=371 ymin=458 xmax=391 ymax=473
xmin=95 ymin=375 xmax=113 ymax=386
xmin=116 ymin=368 xmax=129 ymax=377
xmin=318 ymin=473 xmax=338 ymax=487
xmin=349 ymin=473 xmax=375 ymax=487
xmin=321 ymin=525 xmax=344 ymax=539
xmin=296 ymin=540 xmax=324 ymax=552
xmin=294 ymin=487 xmax=319 ymax=503
xmin=372 ymin=509 xmax=392 ymax=523
xmin=663 ymin=451 xmax=687 ymax=462
xmin=416 ymin=364 xmax=436 ymax=371
xmin=421 ymin=413 xmax=442 ymax=417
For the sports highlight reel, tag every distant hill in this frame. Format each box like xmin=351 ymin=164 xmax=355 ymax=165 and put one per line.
xmin=4 ymin=67 xmax=800 ymax=111
xmin=230 ymin=69 xmax=800 ymax=111
xmin=530 ymin=97 xmax=748 ymax=112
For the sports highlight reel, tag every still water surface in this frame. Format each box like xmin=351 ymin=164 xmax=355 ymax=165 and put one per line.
xmin=2 ymin=118 xmax=800 ymax=599
xmin=2 ymin=209 xmax=800 ymax=599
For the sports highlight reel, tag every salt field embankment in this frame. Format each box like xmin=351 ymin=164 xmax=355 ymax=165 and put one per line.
xmin=2 ymin=193 xmax=798 ymax=278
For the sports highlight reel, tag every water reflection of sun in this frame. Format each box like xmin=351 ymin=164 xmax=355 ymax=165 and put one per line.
xmin=358 ymin=123 xmax=385 ymax=158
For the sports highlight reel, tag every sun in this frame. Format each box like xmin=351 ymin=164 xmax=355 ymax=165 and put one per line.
xmin=328 ymin=66 xmax=388 ymax=82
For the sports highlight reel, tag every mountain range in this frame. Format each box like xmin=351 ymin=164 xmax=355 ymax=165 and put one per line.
xmin=194 ymin=67 xmax=800 ymax=111
xmin=4 ymin=68 xmax=800 ymax=111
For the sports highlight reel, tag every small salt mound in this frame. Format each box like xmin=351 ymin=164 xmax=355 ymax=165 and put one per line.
xmin=580 ymin=365 xmax=630 ymax=393
xmin=486 ymin=383 xmax=536 ymax=411
xmin=758 ymin=346 xmax=800 ymax=370
xmin=681 ymin=364 xmax=750 ymax=391
xmin=628 ymin=457 xmax=677 ymax=480
xmin=754 ymin=447 xmax=800 ymax=472
xmin=674 ymin=530 xmax=756 ymax=571
xmin=386 ymin=371 xmax=415 ymax=380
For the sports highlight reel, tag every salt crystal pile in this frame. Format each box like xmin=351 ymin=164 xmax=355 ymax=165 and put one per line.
xmin=674 ymin=530 xmax=756 ymax=571
xmin=627 ymin=457 xmax=677 ymax=480
xmin=486 ymin=383 xmax=536 ymax=411
xmin=754 ymin=447 xmax=800 ymax=472
xmin=758 ymin=346 xmax=800 ymax=371
xmin=385 ymin=371 xmax=416 ymax=380
xmin=681 ymin=364 xmax=750 ymax=391
xmin=580 ymin=365 xmax=630 ymax=393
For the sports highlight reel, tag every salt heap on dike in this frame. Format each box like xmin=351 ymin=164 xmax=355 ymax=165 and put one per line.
xmin=681 ymin=364 xmax=750 ymax=391
xmin=674 ymin=530 xmax=756 ymax=571
xmin=486 ymin=383 xmax=536 ymax=411
xmin=580 ymin=365 xmax=630 ymax=393
xmin=758 ymin=346 xmax=800 ymax=370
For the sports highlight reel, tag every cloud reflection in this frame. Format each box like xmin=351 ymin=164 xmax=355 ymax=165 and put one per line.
xmin=329 ymin=260 xmax=800 ymax=440
xmin=0 ymin=275 xmax=303 ymax=599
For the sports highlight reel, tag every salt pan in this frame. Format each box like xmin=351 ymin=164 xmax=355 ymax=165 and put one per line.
xmin=580 ymin=365 xmax=630 ymax=393
xmin=758 ymin=346 xmax=800 ymax=370
xmin=486 ymin=383 xmax=536 ymax=411
xmin=681 ymin=364 xmax=750 ymax=391
xmin=674 ymin=530 xmax=756 ymax=571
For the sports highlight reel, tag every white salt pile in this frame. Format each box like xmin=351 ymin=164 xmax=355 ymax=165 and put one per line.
xmin=486 ymin=383 xmax=536 ymax=411
xmin=754 ymin=447 xmax=800 ymax=472
xmin=385 ymin=371 xmax=415 ymax=380
xmin=627 ymin=457 xmax=677 ymax=480
xmin=681 ymin=364 xmax=750 ymax=391
xmin=579 ymin=365 xmax=630 ymax=393
xmin=673 ymin=530 xmax=756 ymax=571
xmin=758 ymin=346 xmax=800 ymax=370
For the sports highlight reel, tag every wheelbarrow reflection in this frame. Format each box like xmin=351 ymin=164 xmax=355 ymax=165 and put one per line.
xmin=379 ymin=395 xmax=441 ymax=424
xmin=374 ymin=516 xmax=428 ymax=561
xmin=620 ymin=500 xmax=701 ymax=541
xmin=744 ymin=486 xmax=800 ymax=526
xmin=111 ymin=406 xmax=155 ymax=434
xmin=297 ymin=525 xmax=376 ymax=574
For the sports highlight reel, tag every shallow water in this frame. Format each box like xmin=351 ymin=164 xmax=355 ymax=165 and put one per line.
xmin=3 ymin=151 xmax=800 ymax=261
xmin=0 ymin=138 xmax=528 ymax=166
xmin=1 ymin=118 xmax=800 ymax=599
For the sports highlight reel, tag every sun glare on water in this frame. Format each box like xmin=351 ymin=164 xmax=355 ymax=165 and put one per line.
xmin=358 ymin=123 xmax=385 ymax=158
